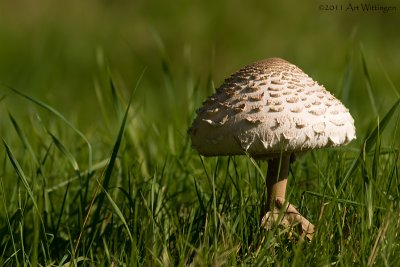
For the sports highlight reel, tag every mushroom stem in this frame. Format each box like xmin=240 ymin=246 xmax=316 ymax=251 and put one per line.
xmin=265 ymin=156 xmax=290 ymax=211
xmin=261 ymin=155 xmax=315 ymax=240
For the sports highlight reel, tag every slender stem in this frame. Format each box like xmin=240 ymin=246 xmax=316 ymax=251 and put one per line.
xmin=260 ymin=154 xmax=315 ymax=239
xmin=265 ymin=155 xmax=291 ymax=211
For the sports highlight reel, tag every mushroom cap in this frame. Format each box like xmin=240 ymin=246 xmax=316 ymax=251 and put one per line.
xmin=188 ymin=58 xmax=356 ymax=158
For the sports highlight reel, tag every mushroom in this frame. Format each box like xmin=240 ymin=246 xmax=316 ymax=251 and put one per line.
xmin=188 ymin=58 xmax=356 ymax=240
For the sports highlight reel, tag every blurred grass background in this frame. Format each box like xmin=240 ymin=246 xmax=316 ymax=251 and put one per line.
xmin=0 ymin=0 xmax=399 ymax=130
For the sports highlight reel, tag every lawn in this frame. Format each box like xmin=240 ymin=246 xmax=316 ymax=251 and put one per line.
xmin=0 ymin=1 xmax=399 ymax=266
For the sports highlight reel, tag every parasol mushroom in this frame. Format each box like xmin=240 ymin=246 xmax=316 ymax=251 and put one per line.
xmin=188 ymin=58 xmax=356 ymax=240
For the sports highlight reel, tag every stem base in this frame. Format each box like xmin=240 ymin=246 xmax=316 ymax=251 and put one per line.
xmin=261 ymin=197 xmax=315 ymax=240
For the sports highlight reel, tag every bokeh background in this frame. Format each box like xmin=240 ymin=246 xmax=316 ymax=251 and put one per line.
xmin=0 ymin=0 xmax=399 ymax=132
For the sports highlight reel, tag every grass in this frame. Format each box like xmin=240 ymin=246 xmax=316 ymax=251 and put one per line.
xmin=0 ymin=46 xmax=399 ymax=267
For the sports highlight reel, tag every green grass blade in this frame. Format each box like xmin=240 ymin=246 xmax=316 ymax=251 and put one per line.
xmin=2 ymin=139 xmax=49 ymax=263
xmin=305 ymin=191 xmax=384 ymax=210
xmin=380 ymin=61 xmax=400 ymax=99
xmin=211 ymin=158 xmax=219 ymax=249
xmin=101 ymin=186 xmax=133 ymax=241
xmin=338 ymin=51 xmax=354 ymax=104
xmin=80 ymin=70 xmax=144 ymax=253
xmin=110 ymin=76 xmax=123 ymax=120
xmin=2 ymin=139 xmax=38 ymax=210
xmin=47 ymin=131 xmax=80 ymax=173
xmin=0 ymin=178 xmax=20 ymax=267
xmin=8 ymin=113 xmax=39 ymax=165
xmin=193 ymin=176 xmax=206 ymax=213
xmin=6 ymin=86 xmax=93 ymax=173
xmin=94 ymin=81 xmax=112 ymax=133
xmin=86 ymin=88 xmax=130 ymax=247
xmin=46 ymin=158 xmax=109 ymax=193
xmin=337 ymin=98 xmax=400 ymax=195
xmin=360 ymin=45 xmax=378 ymax=117
xmin=364 ymin=99 xmax=400 ymax=152
xmin=371 ymin=120 xmax=381 ymax=181
xmin=151 ymin=29 xmax=174 ymax=100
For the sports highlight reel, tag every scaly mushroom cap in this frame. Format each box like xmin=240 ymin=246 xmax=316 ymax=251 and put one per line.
xmin=188 ymin=58 xmax=356 ymax=158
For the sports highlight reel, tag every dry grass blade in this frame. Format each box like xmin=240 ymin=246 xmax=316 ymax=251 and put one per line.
xmin=367 ymin=212 xmax=391 ymax=266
